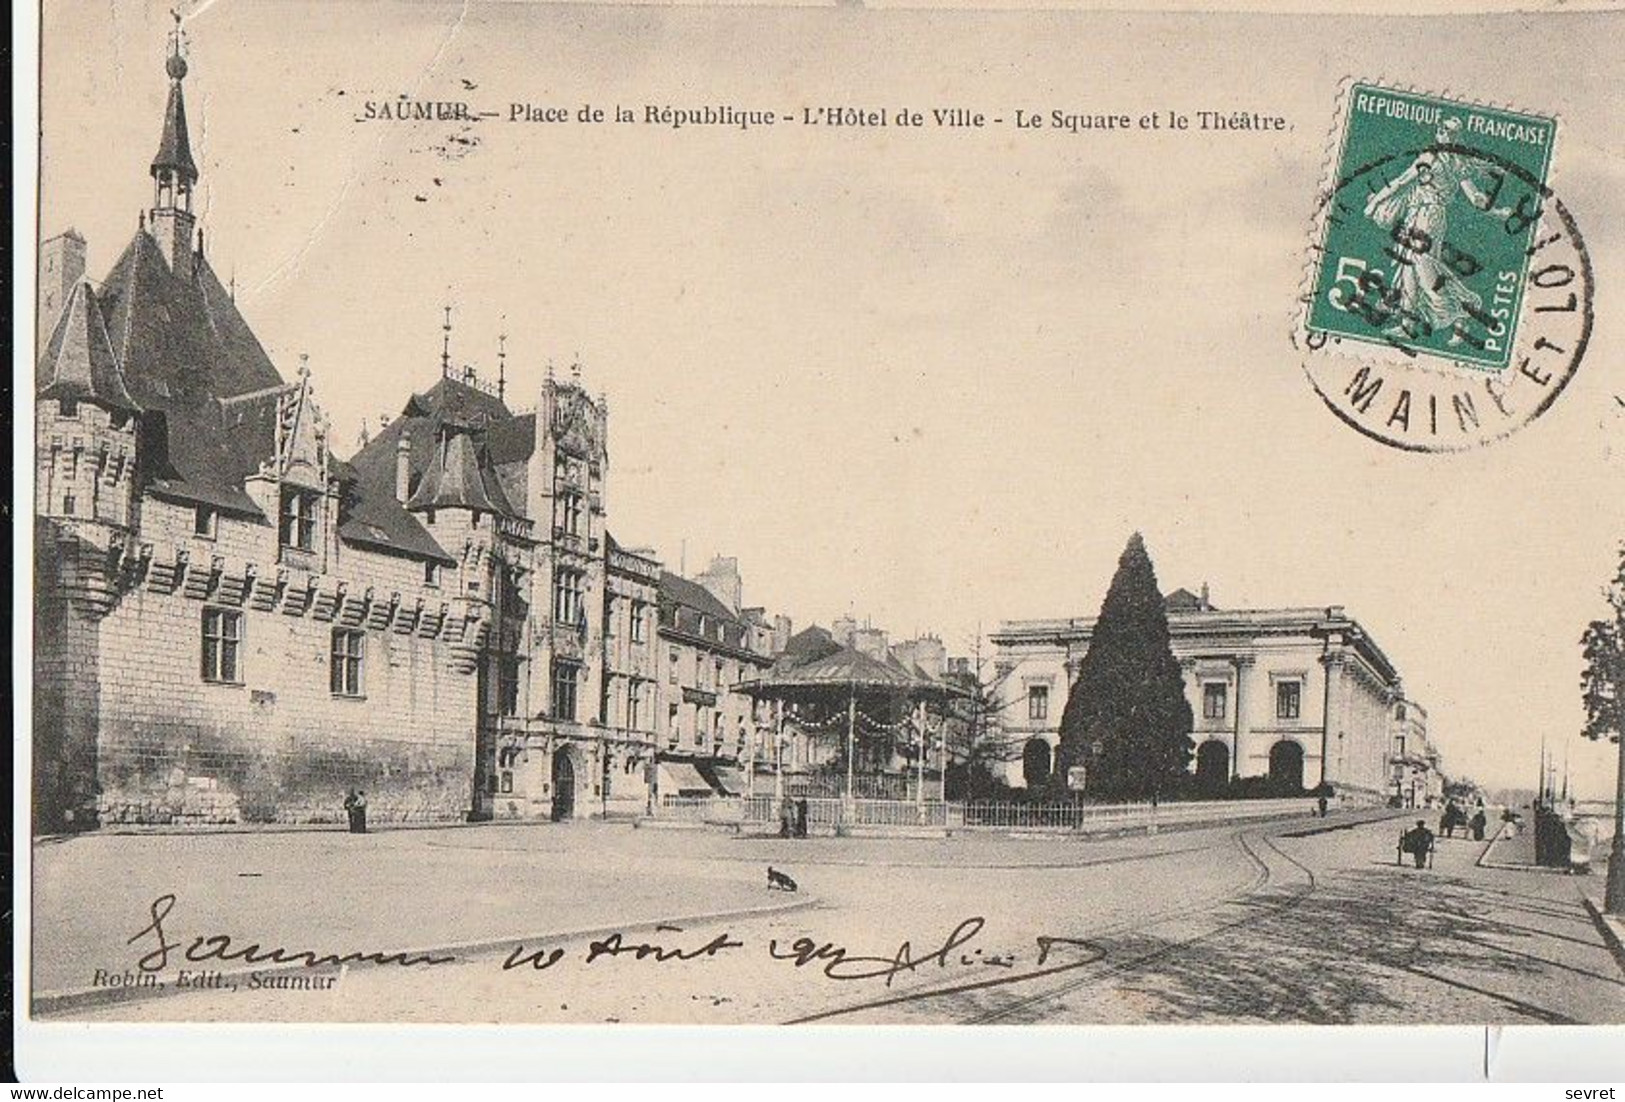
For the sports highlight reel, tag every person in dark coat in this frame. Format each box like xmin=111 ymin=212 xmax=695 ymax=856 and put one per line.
xmin=343 ymin=789 xmax=368 ymax=834
xmin=795 ymin=797 xmax=810 ymax=838
xmin=1470 ymin=808 xmax=1487 ymax=842
xmin=778 ymin=795 xmax=794 ymax=838
xmin=1401 ymin=819 xmax=1434 ymax=868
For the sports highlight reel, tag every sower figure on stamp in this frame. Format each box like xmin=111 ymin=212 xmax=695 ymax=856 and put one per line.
xmin=1363 ymin=116 xmax=1515 ymax=345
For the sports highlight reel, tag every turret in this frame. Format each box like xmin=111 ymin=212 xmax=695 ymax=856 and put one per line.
xmin=149 ymin=16 xmax=199 ymax=278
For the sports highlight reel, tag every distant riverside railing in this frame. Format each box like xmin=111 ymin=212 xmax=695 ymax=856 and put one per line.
xmin=653 ymin=794 xmax=1330 ymax=832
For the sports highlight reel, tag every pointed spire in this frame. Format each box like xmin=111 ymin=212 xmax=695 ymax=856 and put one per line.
xmin=496 ymin=332 xmax=507 ymax=401
xmin=441 ymin=303 xmax=453 ymax=377
xmin=37 ymin=282 xmax=142 ymax=414
xmin=151 ymin=11 xmax=198 ymax=200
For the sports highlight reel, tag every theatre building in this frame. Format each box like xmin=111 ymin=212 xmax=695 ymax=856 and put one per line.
xmin=991 ymin=588 xmax=1410 ymax=800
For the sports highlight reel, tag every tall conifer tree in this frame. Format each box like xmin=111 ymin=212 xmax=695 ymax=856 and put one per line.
xmin=1055 ymin=533 xmax=1195 ymax=799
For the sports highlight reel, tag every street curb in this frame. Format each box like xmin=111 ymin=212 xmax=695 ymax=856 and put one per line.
xmin=31 ymin=894 xmax=819 ymax=1019
xmin=37 ymin=817 xmax=642 ymax=842
xmin=1581 ymin=895 xmax=1625 ymax=978
xmin=1477 ymin=820 xmax=1515 ymax=869
xmin=1477 ymin=819 xmax=1577 ymax=875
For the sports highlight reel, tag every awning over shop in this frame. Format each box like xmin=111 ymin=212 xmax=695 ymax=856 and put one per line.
xmin=710 ymin=765 xmax=746 ymax=797
xmin=657 ymin=761 xmax=713 ymax=797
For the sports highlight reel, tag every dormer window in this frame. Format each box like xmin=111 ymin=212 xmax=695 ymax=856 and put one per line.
xmin=194 ymin=505 xmax=218 ymax=539
xmin=279 ymin=488 xmax=318 ymax=551
xmin=425 ymin=561 xmax=441 ymax=587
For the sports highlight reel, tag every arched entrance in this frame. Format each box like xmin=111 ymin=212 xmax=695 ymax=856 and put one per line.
xmin=1268 ymin=739 xmax=1305 ymax=791
xmin=1022 ymin=738 xmax=1053 ymax=790
xmin=1195 ymin=739 xmax=1229 ymax=788
xmin=551 ymin=746 xmax=576 ymax=821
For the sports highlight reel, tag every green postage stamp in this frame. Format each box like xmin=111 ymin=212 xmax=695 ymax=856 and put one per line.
xmin=1300 ymin=83 xmax=1591 ymax=451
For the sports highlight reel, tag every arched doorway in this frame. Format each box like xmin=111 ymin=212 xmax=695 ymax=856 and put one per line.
xmin=1196 ymin=740 xmax=1229 ymax=788
xmin=1022 ymin=738 xmax=1053 ymax=790
xmin=551 ymin=746 xmax=576 ymax=821
xmin=1268 ymin=739 xmax=1305 ymax=791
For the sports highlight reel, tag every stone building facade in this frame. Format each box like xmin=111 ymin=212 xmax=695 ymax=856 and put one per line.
xmin=32 ymin=41 xmax=685 ymax=830
xmin=33 ymin=47 xmax=478 ymax=830
xmin=990 ymin=588 xmax=1410 ymax=799
xmin=654 ymin=557 xmax=778 ymax=795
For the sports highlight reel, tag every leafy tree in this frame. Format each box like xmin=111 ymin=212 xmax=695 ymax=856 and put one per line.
xmin=1579 ymin=542 xmax=1625 ymax=914
xmin=1580 ymin=544 xmax=1625 ymax=748
xmin=940 ymin=660 xmax=1021 ymax=800
xmin=1054 ymin=533 xmax=1194 ymax=800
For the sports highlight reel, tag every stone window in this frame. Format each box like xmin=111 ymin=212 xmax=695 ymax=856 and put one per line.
xmin=604 ymin=596 xmax=617 ymax=639
xmin=62 ymin=493 xmax=77 ymax=516
xmin=201 ymin=607 xmax=243 ymax=684
xmin=498 ymin=656 xmax=521 ymax=717
xmin=1028 ymin=684 xmax=1050 ymax=721
xmin=279 ymin=487 xmax=319 ymax=551
xmin=1277 ymin=680 xmax=1302 ymax=721
xmin=1202 ymin=682 xmax=1228 ymax=721
xmin=667 ymin=703 xmax=680 ymax=748
xmin=330 ymin=629 xmax=365 ymax=697
xmin=630 ymin=600 xmax=648 ymax=643
xmin=668 ymin=646 xmax=680 ymax=684
xmin=627 ymin=680 xmax=643 ymax=731
xmin=424 ymin=560 xmax=441 ymax=587
xmin=194 ymin=505 xmax=218 ymax=539
xmin=552 ymin=568 xmax=585 ymax=626
xmin=551 ymin=660 xmax=580 ymax=721
xmin=554 ymin=490 xmax=584 ymax=537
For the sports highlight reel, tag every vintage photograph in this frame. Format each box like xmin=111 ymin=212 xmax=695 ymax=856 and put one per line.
xmin=22 ymin=0 xmax=1625 ymax=1040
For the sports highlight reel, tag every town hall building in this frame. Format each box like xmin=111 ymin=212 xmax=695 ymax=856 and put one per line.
xmin=32 ymin=35 xmax=787 ymax=831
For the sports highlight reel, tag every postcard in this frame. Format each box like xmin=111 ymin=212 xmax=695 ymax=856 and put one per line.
xmin=16 ymin=0 xmax=1625 ymax=1081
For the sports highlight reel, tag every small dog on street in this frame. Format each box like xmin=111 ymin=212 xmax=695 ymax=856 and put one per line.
xmin=767 ymin=866 xmax=798 ymax=892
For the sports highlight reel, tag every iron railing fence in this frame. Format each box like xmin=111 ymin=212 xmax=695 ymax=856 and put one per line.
xmin=662 ymin=793 xmax=1334 ymax=831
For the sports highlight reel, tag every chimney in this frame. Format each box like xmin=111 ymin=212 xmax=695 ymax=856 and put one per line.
xmin=695 ymin=555 xmax=743 ymax=613
xmin=38 ymin=229 xmax=87 ymax=332
xmin=1200 ymin=581 xmax=1211 ymax=610
xmin=395 ymin=433 xmax=412 ymax=503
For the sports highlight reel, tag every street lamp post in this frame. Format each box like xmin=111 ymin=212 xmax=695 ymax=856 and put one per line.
xmin=1607 ymin=725 xmax=1625 ymax=915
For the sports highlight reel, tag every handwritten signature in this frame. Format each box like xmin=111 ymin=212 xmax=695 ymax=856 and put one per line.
xmin=129 ymin=893 xmax=1105 ymax=1012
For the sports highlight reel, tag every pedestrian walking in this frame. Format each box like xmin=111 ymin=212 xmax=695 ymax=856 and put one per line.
xmin=1470 ymin=808 xmax=1487 ymax=842
xmin=1400 ymin=819 xmax=1434 ymax=868
xmin=795 ymin=797 xmax=810 ymax=839
xmin=778 ymin=795 xmax=794 ymax=838
xmin=1317 ymin=794 xmax=1329 ymax=819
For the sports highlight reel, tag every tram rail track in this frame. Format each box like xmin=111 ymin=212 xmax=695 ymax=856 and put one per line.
xmin=783 ymin=821 xmax=1320 ymax=1025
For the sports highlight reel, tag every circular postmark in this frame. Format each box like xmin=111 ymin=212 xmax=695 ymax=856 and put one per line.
xmin=1297 ymin=141 xmax=1593 ymax=452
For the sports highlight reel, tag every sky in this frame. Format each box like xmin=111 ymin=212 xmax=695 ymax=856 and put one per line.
xmin=35 ymin=0 xmax=1625 ymax=794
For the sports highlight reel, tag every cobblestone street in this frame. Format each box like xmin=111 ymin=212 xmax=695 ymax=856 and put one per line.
xmin=34 ymin=813 xmax=1625 ymax=1025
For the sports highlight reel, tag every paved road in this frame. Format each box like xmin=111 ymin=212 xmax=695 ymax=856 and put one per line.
xmin=35 ymin=813 xmax=1625 ymax=1024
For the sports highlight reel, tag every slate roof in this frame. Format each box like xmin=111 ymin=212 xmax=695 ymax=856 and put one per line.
xmin=37 ymin=282 xmax=140 ymax=414
xmin=100 ymin=232 xmax=282 ymax=409
xmin=739 ymin=624 xmax=962 ymax=698
xmin=151 ymin=79 xmax=198 ymax=185
xmin=406 ymin=431 xmax=516 ymax=516
xmin=350 ymin=377 xmax=522 ymax=528
xmin=660 ymin=571 xmax=743 ymax=624
xmin=333 ymin=462 xmax=457 ymax=564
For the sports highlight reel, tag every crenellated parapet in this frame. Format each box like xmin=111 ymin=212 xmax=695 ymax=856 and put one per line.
xmin=60 ymin=534 xmax=486 ymax=671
